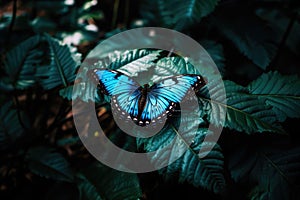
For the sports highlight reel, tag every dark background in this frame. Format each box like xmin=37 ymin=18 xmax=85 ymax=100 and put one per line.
xmin=1 ymin=0 xmax=300 ymax=199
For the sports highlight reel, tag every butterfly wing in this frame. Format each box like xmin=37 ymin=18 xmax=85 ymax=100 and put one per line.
xmin=137 ymin=74 xmax=206 ymax=125
xmin=89 ymin=69 xmax=206 ymax=127
xmin=89 ymin=68 xmax=143 ymax=122
xmin=89 ymin=68 xmax=140 ymax=96
xmin=150 ymin=74 xmax=205 ymax=102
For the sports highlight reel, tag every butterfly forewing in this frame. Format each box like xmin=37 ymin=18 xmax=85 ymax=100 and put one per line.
xmin=149 ymin=75 xmax=205 ymax=103
xmin=92 ymin=68 xmax=140 ymax=95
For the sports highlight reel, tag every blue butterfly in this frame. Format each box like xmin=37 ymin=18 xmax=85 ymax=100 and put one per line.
xmin=89 ymin=68 xmax=206 ymax=127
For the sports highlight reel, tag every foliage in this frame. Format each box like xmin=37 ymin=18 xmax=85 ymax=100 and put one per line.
xmin=1 ymin=0 xmax=300 ymax=200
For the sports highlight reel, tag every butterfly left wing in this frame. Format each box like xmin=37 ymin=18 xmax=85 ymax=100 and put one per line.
xmin=89 ymin=68 xmax=140 ymax=96
xmin=88 ymin=68 xmax=144 ymax=123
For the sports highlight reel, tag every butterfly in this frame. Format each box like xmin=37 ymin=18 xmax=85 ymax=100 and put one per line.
xmin=88 ymin=68 xmax=206 ymax=127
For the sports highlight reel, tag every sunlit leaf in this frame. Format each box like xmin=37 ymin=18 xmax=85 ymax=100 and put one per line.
xmin=36 ymin=34 xmax=81 ymax=90
xmin=3 ymin=35 xmax=43 ymax=89
xmin=60 ymin=49 xmax=159 ymax=102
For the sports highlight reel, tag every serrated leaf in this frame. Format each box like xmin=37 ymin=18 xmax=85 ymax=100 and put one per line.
xmin=214 ymin=11 xmax=278 ymax=69
xmin=256 ymin=8 xmax=300 ymax=56
xmin=36 ymin=34 xmax=81 ymax=90
xmin=141 ymin=0 xmax=219 ymax=30
xmin=228 ymin=144 xmax=300 ymax=200
xmin=137 ymin=124 xmax=226 ymax=194
xmin=152 ymin=56 xmax=199 ymax=82
xmin=25 ymin=146 xmax=74 ymax=182
xmin=93 ymin=49 xmax=158 ymax=70
xmin=169 ymin=141 xmax=225 ymax=194
xmin=200 ymin=40 xmax=225 ymax=75
xmin=225 ymin=81 xmax=282 ymax=133
xmin=81 ymin=162 xmax=142 ymax=200
xmin=201 ymin=80 xmax=284 ymax=134
xmin=3 ymin=35 xmax=43 ymax=89
xmin=116 ymin=50 xmax=161 ymax=83
xmin=137 ymin=107 xmax=225 ymax=194
xmin=248 ymin=71 xmax=300 ymax=121
xmin=60 ymin=49 xmax=160 ymax=102
xmin=0 ymin=101 xmax=28 ymax=151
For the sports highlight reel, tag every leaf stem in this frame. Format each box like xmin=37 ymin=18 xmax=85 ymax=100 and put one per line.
xmin=7 ymin=0 xmax=17 ymax=46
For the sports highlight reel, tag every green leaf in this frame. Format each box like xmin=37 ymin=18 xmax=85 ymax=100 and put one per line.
xmin=200 ymin=40 xmax=225 ymax=75
xmin=76 ymin=173 xmax=103 ymax=200
xmin=248 ymin=71 xmax=300 ymax=121
xmin=214 ymin=11 xmax=278 ymax=69
xmin=60 ymin=49 xmax=159 ymax=102
xmin=0 ymin=101 xmax=28 ymax=151
xmin=80 ymin=162 xmax=142 ymax=200
xmin=137 ymin=124 xmax=226 ymax=194
xmin=3 ymin=35 xmax=43 ymax=89
xmin=152 ymin=56 xmax=199 ymax=82
xmin=228 ymin=144 xmax=300 ymax=200
xmin=111 ymin=50 xmax=161 ymax=82
xmin=248 ymin=186 xmax=269 ymax=200
xmin=256 ymin=8 xmax=300 ymax=56
xmin=31 ymin=17 xmax=57 ymax=33
xmin=36 ymin=34 xmax=81 ymax=90
xmin=168 ymin=141 xmax=225 ymax=194
xmin=25 ymin=146 xmax=74 ymax=182
xmin=33 ymin=0 xmax=72 ymax=14
xmin=137 ymin=105 xmax=225 ymax=194
xmin=224 ymin=81 xmax=283 ymax=133
xmin=57 ymin=136 xmax=80 ymax=146
xmin=201 ymin=80 xmax=284 ymax=134
xmin=141 ymin=0 xmax=219 ymax=30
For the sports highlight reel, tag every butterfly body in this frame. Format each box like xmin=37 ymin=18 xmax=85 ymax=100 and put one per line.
xmin=137 ymin=84 xmax=149 ymax=120
xmin=89 ymin=68 xmax=206 ymax=127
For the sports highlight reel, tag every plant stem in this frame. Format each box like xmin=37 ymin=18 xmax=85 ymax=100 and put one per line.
xmin=7 ymin=0 xmax=17 ymax=46
xmin=124 ymin=0 xmax=130 ymax=27
xmin=112 ymin=0 xmax=120 ymax=29
xmin=14 ymin=94 xmax=28 ymax=131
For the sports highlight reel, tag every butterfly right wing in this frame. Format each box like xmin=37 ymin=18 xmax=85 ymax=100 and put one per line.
xmin=137 ymin=74 xmax=206 ymax=126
